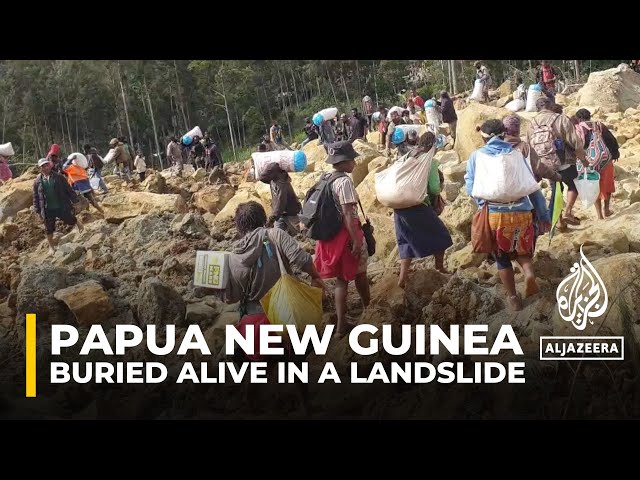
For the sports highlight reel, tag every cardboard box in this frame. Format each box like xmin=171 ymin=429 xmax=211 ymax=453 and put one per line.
xmin=194 ymin=251 xmax=230 ymax=289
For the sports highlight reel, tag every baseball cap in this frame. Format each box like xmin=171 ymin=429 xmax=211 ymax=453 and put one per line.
xmin=37 ymin=158 xmax=50 ymax=167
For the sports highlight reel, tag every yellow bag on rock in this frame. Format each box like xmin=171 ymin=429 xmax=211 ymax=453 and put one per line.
xmin=260 ymin=234 xmax=323 ymax=331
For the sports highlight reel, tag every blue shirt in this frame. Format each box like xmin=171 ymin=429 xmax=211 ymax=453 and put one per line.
xmin=465 ymin=137 xmax=551 ymax=223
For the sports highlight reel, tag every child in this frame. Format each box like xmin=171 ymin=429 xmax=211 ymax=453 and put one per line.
xmin=134 ymin=150 xmax=147 ymax=182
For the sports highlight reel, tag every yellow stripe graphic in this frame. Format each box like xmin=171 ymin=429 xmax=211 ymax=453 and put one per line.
xmin=26 ymin=314 xmax=36 ymax=397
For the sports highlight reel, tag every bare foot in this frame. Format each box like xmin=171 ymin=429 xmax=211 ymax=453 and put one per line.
xmin=604 ymin=209 xmax=614 ymax=217
xmin=436 ymin=267 xmax=450 ymax=275
xmin=48 ymin=247 xmax=56 ymax=256
xmin=507 ymin=294 xmax=523 ymax=311
xmin=334 ymin=321 xmax=356 ymax=339
xmin=524 ymin=276 xmax=540 ymax=298
xmin=397 ymin=276 xmax=407 ymax=289
xmin=563 ymin=215 xmax=580 ymax=226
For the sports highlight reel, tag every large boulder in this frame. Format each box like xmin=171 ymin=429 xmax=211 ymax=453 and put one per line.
xmin=439 ymin=193 xmax=477 ymax=240
xmin=442 ymin=162 xmax=467 ymax=184
xmin=356 ymin=169 xmax=390 ymax=216
xmin=578 ymin=64 xmax=640 ymax=114
xmin=114 ymin=213 xmax=175 ymax=253
xmin=101 ymin=192 xmax=187 ymax=223
xmin=253 ymin=180 xmax=273 ymax=208
xmin=435 ymin=151 xmax=460 ymax=167
xmin=301 ymin=140 xmax=326 ymax=172
xmin=368 ymin=156 xmax=390 ymax=173
xmin=0 ymin=223 xmax=20 ymax=244
xmin=370 ymin=269 xmax=449 ymax=318
xmin=171 ymin=213 xmax=210 ymax=239
xmin=193 ymin=184 xmax=236 ymax=214
xmin=423 ymin=274 xmax=504 ymax=327
xmin=496 ymin=95 xmax=513 ymax=108
xmin=290 ymin=171 xmax=323 ymax=200
xmin=54 ymin=280 xmax=114 ymax=326
xmin=213 ymin=190 xmax=271 ymax=225
xmin=142 ymin=173 xmax=166 ymax=194
xmin=367 ymin=213 xmax=396 ymax=261
xmin=447 ymin=244 xmax=485 ymax=271
xmin=600 ymin=206 xmax=640 ymax=251
xmin=366 ymin=130 xmax=382 ymax=145
xmin=454 ymin=102 xmax=532 ymax=163
xmin=552 ymin=253 xmax=640 ymax=339
xmin=137 ymin=277 xmax=186 ymax=327
xmin=185 ymin=302 xmax=218 ymax=326
xmin=351 ymin=139 xmax=382 ymax=187
xmin=54 ymin=242 xmax=86 ymax=265
xmin=16 ymin=265 xmax=70 ymax=325
xmin=496 ymin=79 xmax=513 ymax=99
xmin=441 ymin=182 xmax=462 ymax=203
xmin=0 ymin=180 xmax=33 ymax=223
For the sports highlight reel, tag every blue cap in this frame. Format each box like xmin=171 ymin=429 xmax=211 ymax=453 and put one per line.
xmin=530 ymin=84 xmax=542 ymax=91
xmin=293 ymin=150 xmax=307 ymax=172
xmin=312 ymin=113 xmax=324 ymax=127
xmin=182 ymin=135 xmax=193 ymax=145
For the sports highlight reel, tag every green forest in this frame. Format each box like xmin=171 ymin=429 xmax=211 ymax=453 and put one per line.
xmin=0 ymin=59 xmax=623 ymax=169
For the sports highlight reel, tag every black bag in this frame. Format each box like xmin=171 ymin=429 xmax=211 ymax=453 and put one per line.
xmin=299 ymin=172 xmax=346 ymax=241
xmin=358 ymin=199 xmax=376 ymax=256
xmin=90 ymin=152 xmax=104 ymax=170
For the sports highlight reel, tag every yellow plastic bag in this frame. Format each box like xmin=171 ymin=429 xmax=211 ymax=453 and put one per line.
xmin=260 ymin=233 xmax=323 ymax=331
xmin=260 ymin=274 xmax=323 ymax=331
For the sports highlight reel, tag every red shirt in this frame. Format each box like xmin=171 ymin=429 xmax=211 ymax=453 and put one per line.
xmin=412 ymin=95 xmax=424 ymax=108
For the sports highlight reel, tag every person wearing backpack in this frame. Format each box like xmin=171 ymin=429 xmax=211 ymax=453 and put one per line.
xmin=528 ymin=96 xmax=586 ymax=228
xmin=574 ymin=108 xmax=620 ymax=219
xmin=466 ymin=120 xmax=551 ymax=311
xmin=300 ymin=141 xmax=371 ymax=338
xmin=395 ymin=131 xmax=453 ymax=289
xmin=110 ymin=137 xmax=132 ymax=183
xmin=503 ymin=116 xmax=561 ymax=183
xmin=83 ymin=144 xmax=109 ymax=194
xmin=119 ymin=136 xmax=136 ymax=174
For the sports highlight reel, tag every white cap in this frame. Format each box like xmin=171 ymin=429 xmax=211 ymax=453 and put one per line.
xmin=0 ymin=142 xmax=14 ymax=157
xmin=37 ymin=158 xmax=50 ymax=167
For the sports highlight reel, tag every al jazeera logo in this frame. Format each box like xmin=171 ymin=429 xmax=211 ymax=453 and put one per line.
xmin=540 ymin=245 xmax=624 ymax=361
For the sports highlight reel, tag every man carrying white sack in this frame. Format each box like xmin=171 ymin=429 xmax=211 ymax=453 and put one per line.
xmin=0 ymin=142 xmax=14 ymax=184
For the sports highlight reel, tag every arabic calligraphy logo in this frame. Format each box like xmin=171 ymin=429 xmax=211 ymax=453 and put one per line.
xmin=556 ymin=245 xmax=608 ymax=331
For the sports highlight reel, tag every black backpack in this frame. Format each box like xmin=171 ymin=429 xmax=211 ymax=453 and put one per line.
xmin=300 ymin=171 xmax=346 ymax=241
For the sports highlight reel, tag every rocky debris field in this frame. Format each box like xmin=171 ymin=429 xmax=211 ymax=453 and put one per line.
xmin=1 ymin=65 xmax=640 ymax=419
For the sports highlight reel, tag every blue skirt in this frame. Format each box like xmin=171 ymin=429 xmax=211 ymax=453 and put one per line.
xmin=394 ymin=203 xmax=453 ymax=260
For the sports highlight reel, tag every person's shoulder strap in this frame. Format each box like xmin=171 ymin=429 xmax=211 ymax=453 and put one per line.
xmin=327 ymin=171 xmax=347 ymax=183
xmin=357 ymin=198 xmax=369 ymax=222
xmin=266 ymin=228 xmax=288 ymax=276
